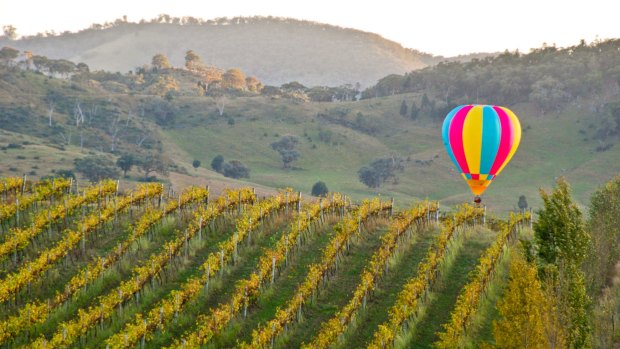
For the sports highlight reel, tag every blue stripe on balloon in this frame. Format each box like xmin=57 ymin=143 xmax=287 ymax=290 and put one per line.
xmin=480 ymin=105 xmax=501 ymax=174
xmin=442 ymin=106 xmax=463 ymax=173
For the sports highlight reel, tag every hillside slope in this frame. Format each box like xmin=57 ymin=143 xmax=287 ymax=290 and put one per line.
xmin=1 ymin=39 xmax=619 ymax=214
xmin=0 ymin=18 xmax=430 ymax=87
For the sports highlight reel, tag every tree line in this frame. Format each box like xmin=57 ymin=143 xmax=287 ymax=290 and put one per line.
xmin=492 ymin=175 xmax=620 ymax=348
xmin=363 ymin=39 xmax=620 ymax=120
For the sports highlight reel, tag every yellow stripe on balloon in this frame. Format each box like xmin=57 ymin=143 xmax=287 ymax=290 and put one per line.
xmin=461 ymin=105 xmax=484 ymax=175
xmin=496 ymin=107 xmax=522 ymax=175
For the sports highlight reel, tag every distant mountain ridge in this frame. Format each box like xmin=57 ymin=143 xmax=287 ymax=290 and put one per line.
xmin=0 ymin=17 xmax=438 ymax=87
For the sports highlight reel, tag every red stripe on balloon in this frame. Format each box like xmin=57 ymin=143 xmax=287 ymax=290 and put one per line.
xmin=449 ymin=105 xmax=474 ymax=175
xmin=489 ymin=106 xmax=514 ymax=175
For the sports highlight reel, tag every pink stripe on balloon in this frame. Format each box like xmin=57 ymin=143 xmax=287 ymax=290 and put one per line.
xmin=489 ymin=106 xmax=514 ymax=175
xmin=449 ymin=105 xmax=474 ymax=174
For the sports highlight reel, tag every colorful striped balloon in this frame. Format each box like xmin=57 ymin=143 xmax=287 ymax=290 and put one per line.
xmin=442 ymin=105 xmax=521 ymax=196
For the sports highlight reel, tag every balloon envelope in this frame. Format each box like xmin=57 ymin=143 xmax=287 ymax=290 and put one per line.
xmin=442 ymin=105 xmax=521 ymax=196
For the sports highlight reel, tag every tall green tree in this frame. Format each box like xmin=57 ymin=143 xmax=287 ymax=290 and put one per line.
xmin=399 ymin=100 xmax=408 ymax=116
xmin=534 ymin=177 xmax=592 ymax=348
xmin=535 ymin=177 xmax=589 ymax=266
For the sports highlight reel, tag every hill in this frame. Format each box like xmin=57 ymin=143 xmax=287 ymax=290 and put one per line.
xmin=0 ymin=39 xmax=619 ymax=215
xmin=0 ymin=17 xmax=433 ymax=87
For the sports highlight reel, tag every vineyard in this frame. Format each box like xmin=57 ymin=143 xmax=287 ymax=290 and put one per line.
xmin=0 ymin=176 xmax=533 ymax=349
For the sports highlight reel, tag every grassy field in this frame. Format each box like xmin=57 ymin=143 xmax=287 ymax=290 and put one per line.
xmin=161 ymin=94 xmax=620 ymax=216
xmin=2 ymin=90 xmax=617 ymax=222
xmin=2 ymin=65 xmax=619 ymax=217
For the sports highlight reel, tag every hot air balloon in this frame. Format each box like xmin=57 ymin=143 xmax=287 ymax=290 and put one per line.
xmin=442 ymin=105 xmax=521 ymax=200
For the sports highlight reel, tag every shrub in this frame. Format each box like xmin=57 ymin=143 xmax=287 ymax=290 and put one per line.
xmin=211 ymin=155 xmax=224 ymax=173
xmin=222 ymin=160 xmax=250 ymax=179
xmin=311 ymin=181 xmax=328 ymax=197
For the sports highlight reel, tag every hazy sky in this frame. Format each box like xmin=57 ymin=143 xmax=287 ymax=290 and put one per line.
xmin=1 ymin=0 xmax=618 ymax=56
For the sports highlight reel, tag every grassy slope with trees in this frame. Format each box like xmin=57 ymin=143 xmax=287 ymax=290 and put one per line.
xmin=0 ymin=38 xmax=619 ymax=215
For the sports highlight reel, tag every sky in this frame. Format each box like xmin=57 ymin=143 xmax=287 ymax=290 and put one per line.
xmin=1 ymin=0 xmax=619 ymax=56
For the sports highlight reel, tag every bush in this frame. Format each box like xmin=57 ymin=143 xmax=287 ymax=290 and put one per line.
xmin=54 ymin=169 xmax=76 ymax=179
xmin=271 ymin=135 xmax=300 ymax=169
xmin=311 ymin=181 xmax=328 ymax=197
xmin=358 ymin=156 xmax=404 ymax=188
xmin=74 ymin=155 xmax=119 ymax=182
xmin=211 ymin=155 xmax=224 ymax=173
xmin=6 ymin=143 xmax=23 ymax=149
xmin=222 ymin=160 xmax=250 ymax=179
xmin=192 ymin=159 xmax=201 ymax=169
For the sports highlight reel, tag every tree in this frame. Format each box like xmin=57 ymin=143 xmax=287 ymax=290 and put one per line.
xmin=420 ymin=93 xmax=433 ymax=113
xmin=74 ymin=156 xmax=119 ymax=182
xmin=280 ymin=81 xmax=307 ymax=93
xmin=534 ymin=177 xmax=592 ymax=348
xmin=221 ymin=68 xmax=246 ymax=90
xmin=535 ymin=178 xmax=589 ymax=266
xmin=222 ymin=160 xmax=250 ymax=179
xmin=184 ymin=50 xmax=203 ymax=70
xmin=2 ymin=25 xmax=17 ymax=40
xmin=0 ymin=46 xmax=19 ymax=65
xmin=584 ymin=175 xmax=620 ymax=295
xmin=192 ymin=159 xmax=201 ymax=169
xmin=76 ymin=62 xmax=89 ymax=73
xmin=493 ymin=250 xmax=552 ymax=349
xmin=211 ymin=155 xmax=224 ymax=172
xmin=529 ymin=76 xmax=569 ymax=113
xmin=139 ymin=153 xmax=169 ymax=180
xmin=357 ymin=156 xmax=404 ymax=188
xmin=410 ymin=101 xmax=419 ymax=120
xmin=358 ymin=166 xmax=382 ymax=188
xmin=116 ymin=153 xmax=135 ymax=177
xmin=311 ymin=181 xmax=328 ymax=197
xmin=518 ymin=195 xmax=528 ymax=211
xmin=399 ymin=100 xmax=408 ymax=117
xmin=245 ymin=76 xmax=262 ymax=92
xmin=271 ymin=135 xmax=300 ymax=169
xmin=151 ymin=53 xmax=171 ymax=70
